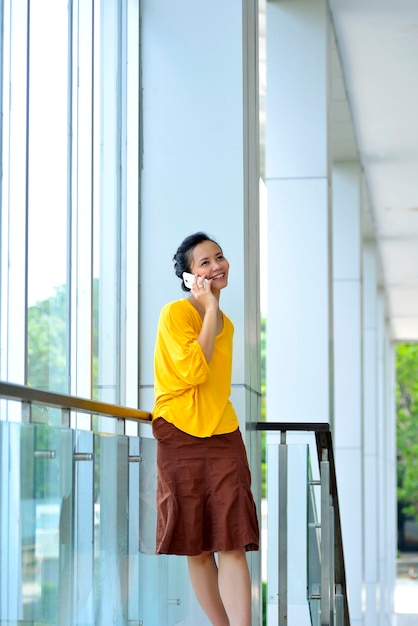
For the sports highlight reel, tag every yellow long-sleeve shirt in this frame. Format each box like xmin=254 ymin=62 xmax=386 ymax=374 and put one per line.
xmin=152 ymin=298 xmax=239 ymax=437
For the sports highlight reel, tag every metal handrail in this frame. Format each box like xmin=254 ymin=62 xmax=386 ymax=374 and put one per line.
xmin=0 ymin=380 xmax=152 ymax=422
xmin=256 ymin=421 xmax=350 ymax=626
xmin=316 ymin=429 xmax=350 ymax=626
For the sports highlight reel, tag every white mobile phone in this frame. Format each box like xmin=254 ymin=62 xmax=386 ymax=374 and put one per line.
xmin=183 ymin=272 xmax=208 ymax=289
xmin=183 ymin=272 xmax=196 ymax=289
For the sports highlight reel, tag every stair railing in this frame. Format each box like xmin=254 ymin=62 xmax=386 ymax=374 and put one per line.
xmin=256 ymin=422 xmax=350 ymax=626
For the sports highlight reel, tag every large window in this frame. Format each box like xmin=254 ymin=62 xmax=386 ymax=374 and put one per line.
xmin=0 ymin=0 xmax=140 ymax=417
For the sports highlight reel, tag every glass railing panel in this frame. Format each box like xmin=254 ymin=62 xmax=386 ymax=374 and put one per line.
xmin=73 ymin=429 xmax=94 ymax=626
xmin=261 ymin=424 xmax=351 ymax=626
xmin=307 ymin=453 xmax=321 ymax=626
xmin=0 ymin=383 xmax=223 ymax=626
xmin=18 ymin=422 xmax=73 ymax=624
xmin=26 ymin=424 xmax=73 ymax=624
xmin=1 ymin=387 xmax=352 ymax=626
xmin=137 ymin=435 xmax=157 ymax=557
xmin=133 ymin=435 xmax=192 ymax=625
xmin=127 ymin=436 xmax=142 ymax=622
xmin=266 ymin=438 xmax=311 ymax=625
xmin=0 ymin=420 xmax=20 ymax=621
xmin=136 ymin=436 xmax=188 ymax=625
xmin=0 ymin=384 xmax=158 ymax=626
xmin=265 ymin=438 xmax=279 ymax=624
xmin=93 ymin=432 xmax=129 ymax=625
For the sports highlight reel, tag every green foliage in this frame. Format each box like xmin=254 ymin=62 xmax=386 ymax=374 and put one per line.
xmin=27 ymin=279 xmax=100 ymax=398
xmin=262 ymin=581 xmax=267 ymax=626
xmin=27 ymin=285 xmax=68 ymax=393
xmin=396 ymin=343 xmax=418 ymax=520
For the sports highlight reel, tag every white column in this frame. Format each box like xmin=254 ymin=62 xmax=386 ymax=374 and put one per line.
xmin=377 ymin=291 xmax=386 ymax=626
xmin=139 ymin=0 xmax=260 ymax=431
xmin=363 ymin=241 xmax=379 ymax=626
xmin=265 ymin=1 xmax=332 ymax=623
xmin=377 ymin=294 xmax=396 ymax=625
xmin=332 ymin=162 xmax=364 ymax=626
xmin=384 ymin=337 xmax=397 ymax=620
xmin=266 ymin=0 xmax=332 ymax=423
xmin=139 ymin=2 xmax=261 ymax=624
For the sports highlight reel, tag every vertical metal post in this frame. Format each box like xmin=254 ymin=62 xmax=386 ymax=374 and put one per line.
xmin=21 ymin=401 xmax=31 ymax=423
xmin=278 ymin=431 xmax=288 ymax=626
xmin=321 ymin=451 xmax=331 ymax=626
xmin=335 ymin=584 xmax=344 ymax=626
xmin=62 ymin=407 xmax=71 ymax=428
xmin=116 ymin=417 xmax=126 ymax=435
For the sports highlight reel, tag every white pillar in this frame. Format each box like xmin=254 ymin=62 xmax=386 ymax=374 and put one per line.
xmin=377 ymin=294 xmax=397 ymax=625
xmin=384 ymin=337 xmax=397 ymax=621
xmin=139 ymin=2 xmax=261 ymax=624
xmin=139 ymin=0 xmax=260 ymax=432
xmin=332 ymin=162 xmax=364 ymax=626
xmin=362 ymin=243 xmax=397 ymax=626
xmin=363 ymin=241 xmax=379 ymax=626
xmin=266 ymin=0 xmax=332 ymax=424
xmin=265 ymin=1 xmax=332 ymax=623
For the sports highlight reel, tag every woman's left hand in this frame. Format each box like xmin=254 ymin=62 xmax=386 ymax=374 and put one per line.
xmin=191 ymin=276 xmax=217 ymax=310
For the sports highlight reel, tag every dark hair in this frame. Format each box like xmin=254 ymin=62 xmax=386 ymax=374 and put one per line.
xmin=173 ymin=232 xmax=219 ymax=292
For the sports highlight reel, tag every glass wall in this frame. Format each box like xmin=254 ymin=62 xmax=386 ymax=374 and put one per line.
xmin=0 ymin=2 xmax=265 ymax=624
xmin=0 ymin=0 xmax=140 ymax=417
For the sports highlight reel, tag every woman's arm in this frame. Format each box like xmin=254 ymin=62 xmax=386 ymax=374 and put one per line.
xmin=196 ymin=303 xmax=218 ymax=363
xmin=190 ymin=278 xmax=220 ymax=363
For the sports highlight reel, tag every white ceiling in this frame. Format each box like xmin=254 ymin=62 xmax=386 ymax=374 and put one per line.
xmin=330 ymin=0 xmax=418 ymax=341
xmin=260 ymin=0 xmax=418 ymax=342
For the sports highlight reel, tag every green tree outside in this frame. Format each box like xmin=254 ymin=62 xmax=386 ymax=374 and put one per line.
xmin=396 ymin=343 xmax=418 ymax=521
xmin=27 ymin=280 xmax=100 ymax=397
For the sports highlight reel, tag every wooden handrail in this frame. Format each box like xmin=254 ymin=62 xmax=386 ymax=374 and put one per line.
xmin=0 ymin=380 xmax=152 ymax=422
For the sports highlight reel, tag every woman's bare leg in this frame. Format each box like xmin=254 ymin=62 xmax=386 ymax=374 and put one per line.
xmin=217 ymin=549 xmax=251 ymax=626
xmin=187 ymin=551 xmax=229 ymax=626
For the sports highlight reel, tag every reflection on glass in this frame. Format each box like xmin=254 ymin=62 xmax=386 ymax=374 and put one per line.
xmin=20 ymin=0 xmax=69 ymax=393
xmin=2 ymin=0 xmax=139 ymax=401
xmin=27 ymin=288 xmax=68 ymax=394
xmin=0 ymin=414 xmax=197 ymax=624
xmin=20 ymin=423 xmax=73 ymax=624
xmin=26 ymin=1 xmax=69 ymax=393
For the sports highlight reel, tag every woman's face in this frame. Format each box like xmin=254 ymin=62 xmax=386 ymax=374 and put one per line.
xmin=189 ymin=240 xmax=229 ymax=290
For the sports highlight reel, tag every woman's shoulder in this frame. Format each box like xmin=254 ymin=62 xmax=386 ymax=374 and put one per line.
xmin=159 ymin=298 xmax=196 ymax=324
xmin=158 ymin=299 xmax=202 ymax=338
xmin=161 ymin=298 xmax=191 ymax=315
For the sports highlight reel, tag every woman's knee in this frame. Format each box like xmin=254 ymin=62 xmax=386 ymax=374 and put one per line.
xmin=187 ymin=550 xmax=215 ymax=566
xmin=218 ymin=548 xmax=246 ymax=561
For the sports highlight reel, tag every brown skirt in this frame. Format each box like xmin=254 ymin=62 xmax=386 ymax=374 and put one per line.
xmin=152 ymin=417 xmax=259 ymax=556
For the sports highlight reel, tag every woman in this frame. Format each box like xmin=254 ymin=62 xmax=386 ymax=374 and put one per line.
xmin=152 ymin=232 xmax=259 ymax=626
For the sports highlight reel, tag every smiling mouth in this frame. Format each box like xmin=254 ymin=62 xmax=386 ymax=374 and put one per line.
xmin=211 ymin=273 xmax=225 ymax=281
